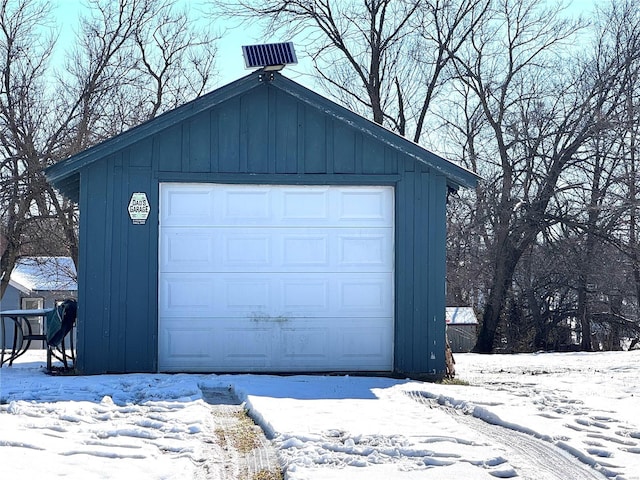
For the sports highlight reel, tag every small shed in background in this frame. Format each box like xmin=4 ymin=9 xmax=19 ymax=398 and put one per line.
xmin=446 ymin=307 xmax=478 ymax=353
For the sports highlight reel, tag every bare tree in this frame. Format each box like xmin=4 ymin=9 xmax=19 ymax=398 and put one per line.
xmin=535 ymin=0 xmax=640 ymax=351
xmin=211 ymin=0 xmax=489 ymax=144
xmin=0 ymin=0 xmax=56 ymax=298
xmin=445 ymin=0 xmax=640 ymax=352
xmin=0 ymin=0 xmax=218 ymax=300
xmin=614 ymin=2 xmax=640 ymax=331
xmin=133 ymin=2 xmax=217 ymax=120
xmin=593 ymin=0 xmax=640 ymax=347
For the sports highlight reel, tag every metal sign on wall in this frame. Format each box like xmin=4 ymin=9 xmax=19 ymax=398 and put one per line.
xmin=127 ymin=192 xmax=150 ymax=225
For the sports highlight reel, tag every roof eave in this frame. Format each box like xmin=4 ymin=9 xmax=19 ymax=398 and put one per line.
xmin=46 ymin=70 xmax=480 ymax=192
xmin=269 ymin=73 xmax=480 ymax=189
xmin=45 ymin=72 xmax=262 ymax=188
xmin=9 ymin=279 xmax=31 ymax=294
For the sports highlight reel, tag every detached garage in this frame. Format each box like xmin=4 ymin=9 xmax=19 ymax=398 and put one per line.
xmin=46 ymin=70 xmax=477 ymax=377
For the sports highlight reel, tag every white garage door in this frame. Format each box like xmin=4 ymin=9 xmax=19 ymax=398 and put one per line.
xmin=158 ymin=183 xmax=394 ymax=372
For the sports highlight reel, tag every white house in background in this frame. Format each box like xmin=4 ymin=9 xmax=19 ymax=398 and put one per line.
xmin=0 ymin=257 xmax=77 ymax=349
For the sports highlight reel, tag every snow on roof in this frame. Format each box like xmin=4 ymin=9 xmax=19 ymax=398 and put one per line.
xmin=446 ymin=306 xmax=478 ymax=325
xmin=9 ymin=257 xmax=77 ymax=293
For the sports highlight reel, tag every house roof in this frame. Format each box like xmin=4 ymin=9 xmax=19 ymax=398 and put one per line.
xmin=46 ymin=71 xmax=479 ymax=201
xmin=9 ymin=257 xmax=77 ymax=293
xmin=445 ymin=307 xmax=478 ymax=325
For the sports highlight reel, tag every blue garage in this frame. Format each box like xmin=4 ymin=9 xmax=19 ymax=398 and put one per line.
xmin=46 ymin=70 xmax=477 ymax=377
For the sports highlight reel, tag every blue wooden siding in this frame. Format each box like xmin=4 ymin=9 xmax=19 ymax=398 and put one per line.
xmin=74 ymin=81 xmax=447 ymax=377
xmin=77 ymin=153 xmax=158 ymax=373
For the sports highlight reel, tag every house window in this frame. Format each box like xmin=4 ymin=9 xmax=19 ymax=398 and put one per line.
xmin=21 ymin=297 xmax=44 ymax=311
xmin=21 ymin=297 xmax=45 ymax=348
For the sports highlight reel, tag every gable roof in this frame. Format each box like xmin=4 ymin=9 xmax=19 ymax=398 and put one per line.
xmin=46 ymin=71 xmax=478 ymax=200
xmin=9 ymin=257 xmax=77 ymax=293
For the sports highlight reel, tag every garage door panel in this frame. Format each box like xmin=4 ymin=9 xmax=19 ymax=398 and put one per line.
xmin=223 ymin=234 xmax=272 ymax=266
xmin=283 ymin=187 xmax=393 ymax=226
xmin=338 ymin=233 xmax=390 ymax=267
xmin=160 ymin=273 xmax=273 ymax=317
xmin=282 ymin=234 xmax=329 ymax=266
xmin=161 ymin=276 xmax=218 ymax=314
xmin=160 ymin=230 xmax=216 ymax=271
xmin=282 ymin=189 xmax=329 ymax=221
xmin=338 ymin=278 xmax=391 ymax=311
xmin=161 ymin=272 xmax=391 ymax=318
xmin=338 ymin=323 xmax=393 ymax=360
xmin=161 ymin=227 xmax=391 ymax=273
xmin=220 ymin=329 xmax=271 ymax=367
xmin=161 ymin=186 xmax=215 ymax=226
xmin=161 ymin=184 xmax=393 ymax=227
xmin=280 ymin=327 xmax=330 ymax=363
xmin=337 ymin=189 xmax=392 ymax=222
xmin=159 ymin=184 xmax=394 ymax=372
xmin=160 ymin=321 xmax=216 ymax=360
xmin=282 ymin=279 xmax=329 ymax=311
xmin=224 ymin=278 xmax=271 ymax=311
xmin=159 ymin=318 xmax=392 ymax=372
xmin=223 ymin=189 xmax=271 ymax=222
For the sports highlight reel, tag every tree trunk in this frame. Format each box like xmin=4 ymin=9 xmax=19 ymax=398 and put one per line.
xmin=577 ymin=286 xmax=592 ymax=351
xmin=474 ymin=244 xmax=520 ymax=353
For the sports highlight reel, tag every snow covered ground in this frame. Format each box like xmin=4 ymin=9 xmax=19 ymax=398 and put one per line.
xmin=1 ymin=350 xmax=638 ymax=479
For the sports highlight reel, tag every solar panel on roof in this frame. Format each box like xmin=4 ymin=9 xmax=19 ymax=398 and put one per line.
xmin=242 ymin=42 xmax=298 ymax=70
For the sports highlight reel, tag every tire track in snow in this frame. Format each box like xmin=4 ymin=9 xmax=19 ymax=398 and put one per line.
xmin=407 ymin=391 xmax=607 ymax=480
xmin=201 ymin=387 xmax=281 ymax=480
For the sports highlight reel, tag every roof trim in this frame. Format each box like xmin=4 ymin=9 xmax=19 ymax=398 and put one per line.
xmin=46 ymin=71 xmax=479 ymax=191
xmin=9 ymin=278 xmax=31 ymax=294
xmin=46 ymin=73 xmax=260 ymax=185
xmin=271 ymin=74 xmax=479 ymax=189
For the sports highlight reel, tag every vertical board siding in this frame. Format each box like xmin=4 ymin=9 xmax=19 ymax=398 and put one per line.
xmin=427 ymin=173 xmax=447 ymax=375
xmin=334 ymin=126 xmax=356 ymax=173
xmin=416 ymin=169 xmax=433 ymax=372
xmin=394 ymin=165 xmax=446 ymax=377
xmin=244 ymin=89 xmax=270 ymax=173
xmin=76 ymin=171 xmax=88 ymax=372
xmin=273 ymin=90 xmax=298 ymax=173
xmin=362 ymin=136 xmax=385 ymax=174
xmin=157 ymin=124 xmax=182 ymax=172
xmin=77 ymin=80 xmax=449 ymax=376
xmin=129 ymin=138 xmax=152 ymax=167
xmin=412 ymin=168 xmax=427 ymax=372
xmin=385 ymin=147 xmax=398 ymax=175
xmin=78 ymin=160 xmax=111 ymax=373
xmin=79 ymin=158 xmax=157 ymax=374
xmin=188 ymin=111 xmax=211 ymax=172
xmin=296 ymin=102 xmax=305 ymax=173
xmin=181 ymin=123 xmax=190 ymax=172
xmin=394 ymin=170 xmax=415 ymax=374
xmin=325 ymin=116 xmax=335 ymax=174
xmin=303 ymin=105 xmax=326 ymax=173
xmin=124 ymin=168 xmax=157 ymax=372
xmin=210 ymin=109 xmax=220 ymax=172
xmin=217 ymin=97 xmax=241 ymax=172
xmin=108 ymin=154 xmax=125 ymax=372
xmin=354 ymin=134 xmax=363 ymax=174
xmin=149 ymin=85 xmax=400 ymax=179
